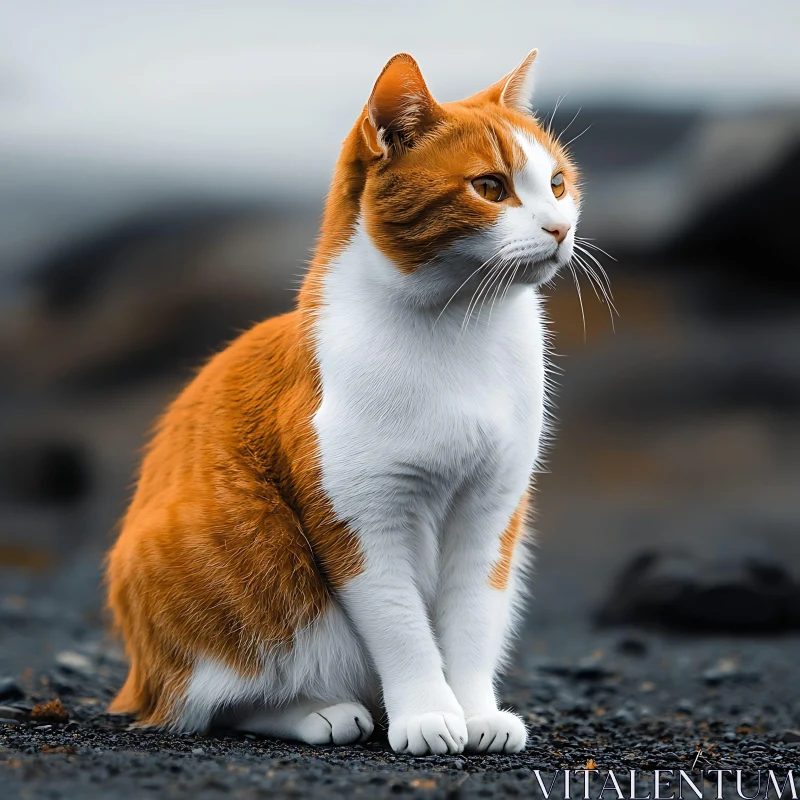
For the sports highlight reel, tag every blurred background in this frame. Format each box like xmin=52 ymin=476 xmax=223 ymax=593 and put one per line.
xmin=1 ymin=0 xmax=799 ymax=673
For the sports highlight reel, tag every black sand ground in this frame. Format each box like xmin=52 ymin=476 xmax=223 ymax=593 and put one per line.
xmin=3 ymin=582 xmax=800 ymax=799
xmin=3 ymin=271 xmax=800 ymax=798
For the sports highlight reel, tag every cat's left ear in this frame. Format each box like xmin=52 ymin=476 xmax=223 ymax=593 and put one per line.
xmin=482 ymin=49 xmax=538 ymax=114
xmin=363 ymin=53 xmax=443 ymax=157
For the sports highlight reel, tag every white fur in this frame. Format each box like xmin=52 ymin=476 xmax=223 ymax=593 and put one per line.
xmin=179 ymin=602 xmax=377 ymax=732
xmin=179 ymin=132 xmax=578 ymax=755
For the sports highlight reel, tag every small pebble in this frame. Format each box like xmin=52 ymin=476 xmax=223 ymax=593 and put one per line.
xmin=191 ymin=747 xmax=205 ymax=755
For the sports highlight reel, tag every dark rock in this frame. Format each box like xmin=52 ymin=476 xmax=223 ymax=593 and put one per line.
xmin=0 ymin=677 xmax=23 ymax=702
xmin=0 ymin=705 xmax=29 ymax=721
xmin=667 ymin=142 xmax=800 ymax=318
xmin=17 ymin=202 xmax=289 ymax=391
xmin=596 ymin=549 xmax=800 ymax=633
xmin=575 ymin=657 xmax=613 ymax=680
xmin=49 ymin=673 xmax=77 ymax=695
xmin=616 ymin=637 xmax=648 ymax=657
xmin=780 ymin=729 xmax=800 ymax=743
xmin=0 ymin=440 xmax=91 ymax=505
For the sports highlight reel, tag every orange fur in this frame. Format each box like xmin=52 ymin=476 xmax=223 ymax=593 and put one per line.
xmin=107 ymin=313 xmax=363 ymax=723
xmin=488 ymin=493 xmax=531 ymax=591
xmin=107 ymin=52 xmax=577 ymax=727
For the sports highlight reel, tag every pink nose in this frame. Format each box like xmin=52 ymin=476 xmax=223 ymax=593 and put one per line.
xmin=542 ymin=223 xmax=571 ymax=244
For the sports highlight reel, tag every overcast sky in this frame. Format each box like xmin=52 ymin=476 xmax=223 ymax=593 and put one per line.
xmin=1 ymin=0 xmax=798 ymax=190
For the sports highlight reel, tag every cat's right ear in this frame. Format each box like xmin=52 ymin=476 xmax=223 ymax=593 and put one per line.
xmin=363 ymin=54 xmax=443 ymax=157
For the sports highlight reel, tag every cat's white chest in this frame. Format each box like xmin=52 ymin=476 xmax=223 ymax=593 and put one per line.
xmin=311 ymin=231 xmax=546 ymax=542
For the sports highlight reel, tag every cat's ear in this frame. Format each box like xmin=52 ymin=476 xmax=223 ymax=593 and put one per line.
xmin=363 ymin=53 xmax=443 ymax=157
xmin=483 ymin=49 xmax=538 ymax=114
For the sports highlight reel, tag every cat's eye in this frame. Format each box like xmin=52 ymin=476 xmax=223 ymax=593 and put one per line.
xmin=551 ymin=172 xmax=566 ymax=199
xmin=472 ymin=175 xmax=507 ymax=203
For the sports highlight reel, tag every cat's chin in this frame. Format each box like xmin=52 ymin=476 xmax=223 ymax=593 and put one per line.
xmin=517 ymin=258 xmax=561 ymax=287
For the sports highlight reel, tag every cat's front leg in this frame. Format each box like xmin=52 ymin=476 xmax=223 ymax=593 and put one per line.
xmin=435 ymin=491 xmax=531 ymax=753
xmin=337 ymin=518 xmax=467 ymax=756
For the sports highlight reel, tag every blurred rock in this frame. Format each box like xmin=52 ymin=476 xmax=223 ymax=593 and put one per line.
xmin=0 ymin=677 xmax=23 ymax=702
xmin=572 ymin=107 xmax=800 ymax=259
xmin=55 ymin=651 xmax=94 ymax=678
xmin=4 ymin=202 xmax=308 ymax=390
xmin=616 ymin=636 xmax=648 ymax=657
xmin=0 ymin=440 xmax=90 ymax=505
xmin=597 ymin=549 xmax=800 ymax=632
xmin=670 ymin=141 xmax=800 ymax=317
xmin=702 ymin=657 xmax=758 ymax=685
xmin=0 ymin=704 xmax=28 ymax=721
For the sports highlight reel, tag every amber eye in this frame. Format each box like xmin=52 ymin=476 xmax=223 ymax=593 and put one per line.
xmin=471 ymin=175 xmax=507 ymax=202
xmin=551 ymin=171 xmax=566 ymax=199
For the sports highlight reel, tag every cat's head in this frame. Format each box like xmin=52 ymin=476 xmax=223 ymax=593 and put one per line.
xmin=343 ymin=51 xmax=580 ymax=307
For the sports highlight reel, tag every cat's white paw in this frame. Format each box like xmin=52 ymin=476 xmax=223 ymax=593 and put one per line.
xmin=389 ymin=712 xmax=468 ymax=755
xmin=466 ymin=710 xmax=527 ymax=753
xmin=297 ymin=702 xmax=374 ymax=745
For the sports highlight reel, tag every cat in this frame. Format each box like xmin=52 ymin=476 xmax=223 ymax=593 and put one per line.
xmin=106 ymin=49 xmax=580 ymax=756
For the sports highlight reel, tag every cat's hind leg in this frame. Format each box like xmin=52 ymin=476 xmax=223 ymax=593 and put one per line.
xmin=236 ymin=698 xmax=374 ymax=745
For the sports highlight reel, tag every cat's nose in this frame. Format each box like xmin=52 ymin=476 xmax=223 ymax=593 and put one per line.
xmin=542 ymin=222 xmax=571 ymax=244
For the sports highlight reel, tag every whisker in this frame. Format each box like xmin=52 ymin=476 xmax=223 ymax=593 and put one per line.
xmin=462 ymin=255 xmax=507 ymax=330
xmin=465 ymin=257 xmax=506 ymax=322
xmin=573 ymin=243 xmax=618 ymax=309
xmin=500 ymin=257 xmax=522 ymax=305
xmin=574 ymin=259 xmax=615 ymax=334
xmin=575 ymin=237 xmax=617 ymax=262
xmin=574 ymin=243 xmax=618 ymax=298
xmin=562 ymin=124 xmax=592 ymax=150
xmin=434 ymin=248 xmax=504 ymax=327
xmin=572 ymin=251 xmax=617 ymax=331
xmin=488 ymin=258 xmax=519 ymax=322
xmin=477 ymin=257 xmax=512 ymax=324
xmin=556 ymin=106 xmax=582 ymax=143
xmin=571 ymin=253 xmax=604 ymax=305
xmin=547 ymin=94 xmax=567 ymax=137
xmin=567 ymin=263 xmax=587 ymax=342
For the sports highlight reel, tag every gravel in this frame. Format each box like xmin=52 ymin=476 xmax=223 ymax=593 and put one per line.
xmin=2 ymin=614 xmax=800 ymax=798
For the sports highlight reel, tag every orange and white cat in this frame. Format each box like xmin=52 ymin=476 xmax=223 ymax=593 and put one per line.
xmin=107 ymin=50 xmax=580 ymax=756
